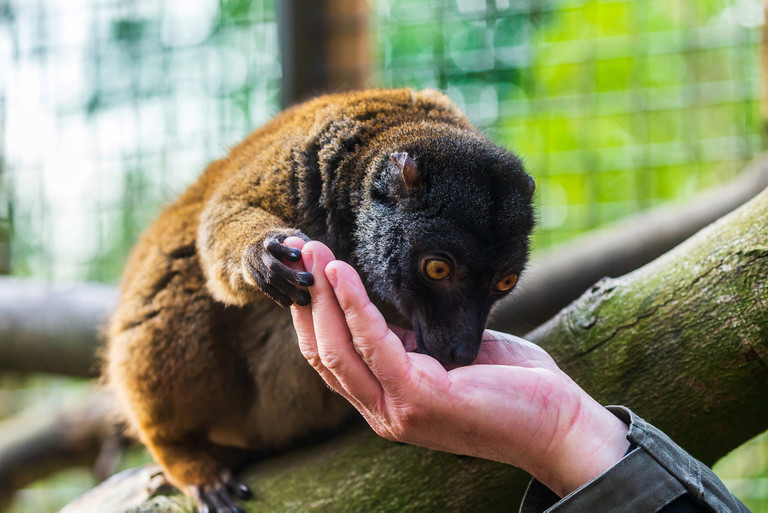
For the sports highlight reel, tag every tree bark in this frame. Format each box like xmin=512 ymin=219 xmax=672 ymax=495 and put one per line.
xmin=278 ymin=0 xmax=370 ymax=108
xmin=0 ymin=279 xmax=117 ymax=377
xmin=62 ymin=187 xmax=768 ymax=512
xmin=0 ymin=390 xmax=117 ymax=511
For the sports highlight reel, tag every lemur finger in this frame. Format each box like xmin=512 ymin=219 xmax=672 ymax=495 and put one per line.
xmin=256 ymin=274 xmax=293 ymax=307
xmin=190 ymin=485 xmax=207 ymax=512
xmin=290 ymin=269 xmax=314 ymax=287
xmin=201 ymin=487 xmax=241 ymax=513
xmin=269 ymin=275 xmax=311 ymax=306
xmin=218 ymin=469 xmax=252 ymax=501
xmin=265 ymin=238 xmax=302 ymax=262
xmin=266 ymin=256 xmax=314 ymax=287
xmin=227 ymin=481 xmax=252 ymax=501
xmin=242 ymin=253 xmax=295 ymax=306
xmin=214 ymin=487 xmax=245 ymax=513
xmin=263 ymin=284 xmax=293 ymax=308
xmin=201 ymin=490 xmax=225 ymax=511
xmin=292 ymin=289 xmax=311 ymax=307
xmin=191 ymin=485 xmax=225 ymax=513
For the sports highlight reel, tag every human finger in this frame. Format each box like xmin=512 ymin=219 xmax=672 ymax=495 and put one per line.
xmin=302 ymin=242 xmax=385 ymax=409
xmin=289 ymin=302 xmax=347 ymax=391
xmin=285 ymin=237 xmax=352 ymax=397
xmin=474 ymin=330 xmax=558 ymax=369
xmin=326 ymin=260 xmax=442 ymax=397
xmin=283 ymin=236 xmax=308 ymax=258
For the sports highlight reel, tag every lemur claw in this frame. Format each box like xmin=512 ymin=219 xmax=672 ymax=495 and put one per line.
xmin=190 ymin=471 xmax=251 ymax=513
xmin=243 ymin=231 xmax=313 ymax=306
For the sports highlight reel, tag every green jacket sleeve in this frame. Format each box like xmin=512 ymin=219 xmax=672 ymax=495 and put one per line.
xmin=519 ymin=406 xmax=749 ymax=512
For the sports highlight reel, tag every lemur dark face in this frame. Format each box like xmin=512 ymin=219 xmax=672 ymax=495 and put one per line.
xmin=354 ymin=127 xmax=535 ymax=366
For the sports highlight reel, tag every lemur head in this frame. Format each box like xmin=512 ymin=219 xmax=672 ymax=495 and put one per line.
xmin=354 ymin=124 xmax=535 ymax=366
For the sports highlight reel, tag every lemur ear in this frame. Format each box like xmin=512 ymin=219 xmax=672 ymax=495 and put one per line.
xmin=525 ymin=175 xmax=535 ymax=196
xmin=390 ymin=152 xmax=422 ymax=189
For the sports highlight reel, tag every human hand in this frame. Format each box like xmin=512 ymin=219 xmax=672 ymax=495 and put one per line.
xmin=287 ymin=239 xmax=629 ymax=497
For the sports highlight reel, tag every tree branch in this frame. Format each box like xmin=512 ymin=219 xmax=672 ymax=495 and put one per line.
xmin=0 ymin=279 xmax=117 ymax=377
xmin=0 ymin=390 xmax=118 ymax=510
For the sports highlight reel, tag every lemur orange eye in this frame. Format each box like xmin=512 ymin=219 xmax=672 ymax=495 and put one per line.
xmin=423 ymin=258 xmax=452 ymax=281
xmin=494 ymin=274 xmax=518 ymax=292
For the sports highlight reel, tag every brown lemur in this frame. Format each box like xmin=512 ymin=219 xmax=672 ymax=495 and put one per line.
xmin=104 ymin=88 xmax=535 ymax=512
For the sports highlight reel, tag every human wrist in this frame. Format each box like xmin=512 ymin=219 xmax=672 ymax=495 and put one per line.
xmin=535 ymin=393 xmax=630 ymax=498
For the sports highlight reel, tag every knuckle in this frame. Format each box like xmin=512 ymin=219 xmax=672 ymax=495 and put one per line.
xmin=319 ymin=351 xmax=345 ymax=373
xmin=301 ymin=347 xmax=322 ymax=370
xmin=267 ymin=258 xmax=283 ymax=273
xmin=243 ymin=247 xmax=267 ymax=275
xmin=354 ymin=337 xmax=382 ymax=366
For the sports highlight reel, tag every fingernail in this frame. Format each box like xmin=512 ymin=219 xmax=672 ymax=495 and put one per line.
xmin=326 ymin=266 xmax=339 ymax=289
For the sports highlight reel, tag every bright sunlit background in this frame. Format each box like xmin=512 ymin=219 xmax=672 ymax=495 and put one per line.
xmin=0 ymin=0 xmax=766 ymax=511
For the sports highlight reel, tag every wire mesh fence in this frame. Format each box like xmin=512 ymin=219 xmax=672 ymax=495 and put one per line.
xmin=0 ymin=0 xmax=763 ymax=283
xmin=0 ymin=0 xmax=765 ymax=511
xmin=374 ymin=0 xmax=763 ymax=246
xmin=0 ymin=0 xmax=282 ymax=282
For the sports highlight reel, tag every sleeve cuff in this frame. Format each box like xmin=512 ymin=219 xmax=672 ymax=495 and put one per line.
xmin=519 ymin=405 xmax=748 ymax=512
xmin=520 ymin=440 xmax=687 ymax=512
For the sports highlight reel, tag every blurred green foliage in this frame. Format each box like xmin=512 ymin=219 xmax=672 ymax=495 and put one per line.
xmin=714 ymin=431 xmax=768 ymax=512
xmin=376 ymin=0 xmax=762 ymax=247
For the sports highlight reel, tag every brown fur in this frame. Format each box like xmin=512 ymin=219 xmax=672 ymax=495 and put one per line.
xmin=104 ymin=89 xmax=476 ymax=495
xmin=104 ymin=88 xmax=534 ymax=507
